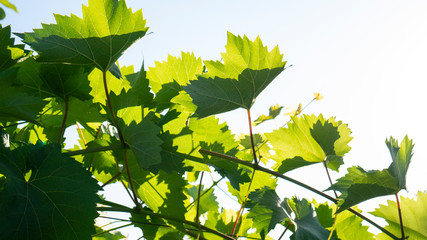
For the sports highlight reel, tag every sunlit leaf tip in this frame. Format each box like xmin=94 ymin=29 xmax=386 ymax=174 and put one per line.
xmin=183 ymin=32 xmax=286 ymax=118
xmin=386 ymin=135 xmax=414 ymax=190
xmin=16 ymin=0 xmax=148 ymax=71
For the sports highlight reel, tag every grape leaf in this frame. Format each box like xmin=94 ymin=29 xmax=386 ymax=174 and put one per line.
xmin=16 ymin=0 xmax=148 ymax=71
xmin=16 ymin=58 xmax=93 ymax=101
xmin=327 ymin=166 xmax=399 ymax=213
xmin=131 ymin=209 xmax=185 ymax=240
xmin=120 ymin=113 xmax=163 ymax=169
xmin=386 ymin=135 xmax=414 ymax=190
xmin=125 ymin=62 xmax=153 ymax=107
xmin=253 ymin=104 xmax=283 ymax=126
xmin=0 ymin=87 xmax=45 ymax=123
xmin=0 ymin=25 xmax=26 ymax=71
xmin=246 ymin=187 xmax=288 ymax=239
xmin=83 ymin=136 xmax=121 ymax=184
xmin=371 ymin=191 xmax=427 ymax=240
xmin=147 ymin=52 xmax=203 ymax=111
xmin=185 ymin=185 xmax=219 ymax=221
xmin=328 ymin=136 xmax=414 ymax=213
xmin=284 ymin=197 xmax=334 ymax=240
xmin=183 ymin=32 xmax=286 ymax=118
xmin=312 ymin=200 xmax=374 ymax=240
xmin=0 ymin=143 xmax=100 ymax=239
xmin=266 ymin=114 xmax=352 ymax=173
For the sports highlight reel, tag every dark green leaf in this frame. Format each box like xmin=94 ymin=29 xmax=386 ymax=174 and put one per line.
xmin=327 ymin=166 xmax=399 ymax=213
xmin=0 ymin=143 xmax=100 ymax=239
xmin=0 ymin=87 xmax=45 ymax=123
xmin=0 ymin=25 xmax=26 ymax=71
xmin=284 ymin=197 xmax=333 ymax=240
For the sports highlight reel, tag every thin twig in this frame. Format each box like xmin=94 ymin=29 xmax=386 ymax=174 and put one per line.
xmin=231 ymin=109 xmax=259 ymax=236
xmin=196 ymin=171 xmax=205 ymax=240
xmin=57 ymin=100 xmax=69 ymax=144
xmin=98 ymin=206 xmax=235 ymax=240
xmin=101 ymin=172 xmax=122 ymax=188
xmin=395 ymin=193 xmax=405 ymax=239
xmin=278 ymin=222 xmax=293 ymax=240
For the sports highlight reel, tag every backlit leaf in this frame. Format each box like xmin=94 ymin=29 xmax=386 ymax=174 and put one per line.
xmin=371 ymin=191 xmax=427 ymax=240
xmin=253 ymin=104 xmax=283 ymax=126
xmin=386 ymin=135 xmax=414 ymax=190
xmin=266 ymin=114 xmax=352 ymax=173
xmin=17 ymin=0 xmax=148 ymax=71
xmin=184 ymin=32 xmax=286 ymax=118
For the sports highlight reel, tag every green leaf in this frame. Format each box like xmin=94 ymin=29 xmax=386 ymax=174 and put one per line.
xmin=120 ymin=113 xmax=163 ymax=169
xmin=83 ymin=135 xmax=121 ymax=184
xmin=92 ymin=226 xmax=125 ymax=240
xmin=0 ymin=143 xmax=100 ymax=239
xmin=183 ymin=32 xmax=286 ymax=118
xmin=16 ymin=58 xmax=94 ymax=101
xmin=0 ymin=87 xmax=45 ymax=123
xmin=228 ymin=170 xmax=277 ymax=204
xmin=126 ymin=62 xmax=153 ymax=107
xmin=328 ymin=166 xmax=399 ymax=213
xmin=17 ymin=0 xmax=148 ymax=71
xmin=371 ymin=191 xmax=427 ymax=240
xmin=312 ymin=200 xmax=374 ymax=240
xmin=185 ymin=185 xmax=219 ymax=220
xmin=253 ymin=104 xmax=283 ymax=126
xmin=284 ymin=197 xmax=334 ymax=240
xmin=131 ymin=209 xmax=185 ymax=240
xmin=188 ymin=116 xmax=250 ymax=189
xmin=0 ymin=25 xmax=26 ymax=72
xmin=386 ymin=135 xmax=414 ymax=190
xmin=246 ymin=187 xmax=288 ymax=239
xmin=0 ymin=8 xmax=5 ymax=20
xmin=266 ymin=114 xmax=352 ymax=173
xmin=0 ymin=0 xmax=17 ymax=12
xmin=147 ymin=52 xmax=203 ymax=111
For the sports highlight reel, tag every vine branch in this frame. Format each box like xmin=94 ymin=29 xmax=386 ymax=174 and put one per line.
xmin=57 ymin=100 xmax=69 ymax=144
xmin=199 ymin=149 xmax=400 ymax=240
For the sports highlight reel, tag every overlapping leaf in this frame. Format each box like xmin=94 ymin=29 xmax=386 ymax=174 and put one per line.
xmin=16 ymin=58 xmax=93 ymax=101
xmin=183 ymin=32 xmax=286 ymax=118
xmin=266 ymin=114 xmax=352 ymax=173
xmin=328 ymin=136 xmax=414 ymax=213
xmin=0 ymin=25 xmax=26 ymax=71
xmin=371 ymin=191 xmax=427 ymax=240
xmin=0 ymin=143 xmax=100 ymax=239
xmin=148 ymin=52 xmax=203 ymax=111
xmin=0 ymin=87 xmax=45 ymax=123
xmin=17 ymin=0 xmax=148 ymax=71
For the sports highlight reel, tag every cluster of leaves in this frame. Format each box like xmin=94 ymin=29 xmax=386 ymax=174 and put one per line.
xmin=0 ymin=0 xmax=426 ymax=239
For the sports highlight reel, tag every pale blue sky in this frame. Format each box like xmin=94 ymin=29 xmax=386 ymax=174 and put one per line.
xmin=3 ymin=0 xmax=427 ymax=238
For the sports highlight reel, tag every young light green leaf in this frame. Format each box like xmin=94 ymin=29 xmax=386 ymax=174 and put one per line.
xmin=253 ymin=104 xmax=283 ymax=126
xmin=327 ymin=166 xmax=399 ymax=213
xmin=148 ymin=52 xmax=203 ymax=111
xmin=0 ymin=143 xmax=100 ymax=239
xmin=386 ymin=135 xmax=414 ymax=190
xmin=17 ymin=0 xmax=148 ymax=71
xmin=183 ymin=32 xmax=286 ymax=118
xmin=0 ymin=1 xmax=17 ymax=12
xmin=371 ymin=191 xmax=427 ymax=240
xmin=266 ymin=114 xmax=352 ymax=173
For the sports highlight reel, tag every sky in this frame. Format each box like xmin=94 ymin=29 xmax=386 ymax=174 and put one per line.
xmin=2 ymin=0 xmax=427 ymax=238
